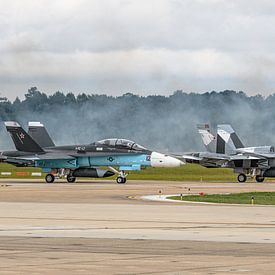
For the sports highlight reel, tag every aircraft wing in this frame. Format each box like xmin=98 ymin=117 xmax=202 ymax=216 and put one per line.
xmin=68 ymin=151 xmax=145 ymax=158
xmin=173 ymin=150 xmax=270 ymax=169
xmin=233 ymin=152 xmax=275 ymax=159
xmin=35 ymin=154 xmax=76 ymax=160
xmin=2 ymin=150 xmax=147 ymax=166
xmin=198 ymin=157 xmax=230 ymax=167
xmin=1 ymin=153 xmax=76 ymax=166
xmin=228 ymin=154 xmax=262 ymax=160
xmin=11 ymin=154 xmax=76 ymax=161
xmin=172 ymin=154 xmax=202 ymax=161
xmin=173 ymin=152 xmax=230 ymax=168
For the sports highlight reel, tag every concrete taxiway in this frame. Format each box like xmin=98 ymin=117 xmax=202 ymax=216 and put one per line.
xmin=0 ymin=179 xmax=275 ymax=274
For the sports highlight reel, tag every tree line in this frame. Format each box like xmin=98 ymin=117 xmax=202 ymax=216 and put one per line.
xmin=0 ymin=87 xmax=274 ymax=151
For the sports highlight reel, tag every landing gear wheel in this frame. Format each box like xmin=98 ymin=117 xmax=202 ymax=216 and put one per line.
xmin=67 ymin=176 xmax=76 ymax=183
xmin=237 ymin=173 xmax=247 ymax=183
xmin=256 ymin=176 xmax=265 ymax=183
xmin=116 ymin=176 xmax=126 ymax=184
xmin=45 ymin=174 xmax=55 ymax=183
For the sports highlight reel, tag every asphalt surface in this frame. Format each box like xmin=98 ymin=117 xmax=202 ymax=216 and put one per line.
xmin=0 ymin=179 xmax=275 ymax=274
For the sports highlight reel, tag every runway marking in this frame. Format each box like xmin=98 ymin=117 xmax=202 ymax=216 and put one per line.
xmin=1 ymin=172 xmax=11 ymax=176
xmin=141 ymin=194 xmax=275 ymax=207
xmin=0 ymin=216 xmax=275 ymax=228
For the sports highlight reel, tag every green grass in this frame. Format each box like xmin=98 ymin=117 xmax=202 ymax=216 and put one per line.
xmin=168 ymin=192 xmax=275 ymax=205
xmin=0 ymin=163 xmax=239 ymax=182
xmin=128 ymin=164 xmax=236 ymax=181
xmin=0 ymin=163 xmax=44 ymax=179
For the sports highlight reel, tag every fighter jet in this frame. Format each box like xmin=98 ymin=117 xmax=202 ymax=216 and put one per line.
xmin=181 ymin=123 xmax=275 ymax=183
xmin=176 ymin=124 xmax=230 ymax=168
xmin=1 ymin=121 xmax=183 ymax=184
xmin=217 ymin=124 xmax=275 ymax=183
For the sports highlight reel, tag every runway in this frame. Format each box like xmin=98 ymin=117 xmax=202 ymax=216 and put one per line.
xmin=1 ymin=179 xmax=275 ymax=274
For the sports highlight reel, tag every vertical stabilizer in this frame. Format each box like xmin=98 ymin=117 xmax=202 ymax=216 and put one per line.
xmin=217 ymin=124 xmax=244 ymax=150
xmin=197 ymin=124 xmax=216 ymax=153
xmin=216 ymin=134 xmax=225 ymax=154
xmin=28 ymin=122 xmax=55 ymax=148
xmin=5 ymin=121 xmax=44 ymax=152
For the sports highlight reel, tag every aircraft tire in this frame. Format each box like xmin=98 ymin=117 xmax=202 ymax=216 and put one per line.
xmin=67 ymin=176 xmax=76 ymax=183
xmin=237 ymin=173 xmax=247 ymax=183
xmin=45 ymin=174 xmax=55 ymax=183
xmin=256 ymin=176 xmax=265 ymax=183
xmin=116 ymin=176 xmax=126 ymax=184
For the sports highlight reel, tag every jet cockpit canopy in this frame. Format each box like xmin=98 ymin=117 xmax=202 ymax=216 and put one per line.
xmin=95 ymin=138 xmax=146 ymax=151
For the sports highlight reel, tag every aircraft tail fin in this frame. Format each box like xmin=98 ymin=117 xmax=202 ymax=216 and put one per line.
xmin=5 ymin=121 xmax=44 ymax=153
xmin=216 ymin=134 xmax=226 ymax=154
xmin=217 ymin=124 xmax=244 ymax=150
xmin=28 ymin=122 xmax=55 ymax=148
xmin=197 ymin=123 xmax=225 ymax=154
xmin=197 ymin=124 xmax=216 ymax=153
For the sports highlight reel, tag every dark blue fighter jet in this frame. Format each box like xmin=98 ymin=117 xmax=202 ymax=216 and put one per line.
xmin=1 ymin=121 xmax=183 ymax=183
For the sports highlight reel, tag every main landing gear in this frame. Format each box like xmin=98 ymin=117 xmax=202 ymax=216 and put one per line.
xmin=67 ymin=175 xmax=76 ymax=183
xmin=45 ymin=170 xmax=77 ymax=183
xmin=237 ymin=173 xmax=247 ymax=183
xmin=255 ymin=175 xmax=265 ymax=183
xmin=45 ymin=174 xmax=55 ymax=183
xmin=237 ymin=173 xmax=265 ymax=183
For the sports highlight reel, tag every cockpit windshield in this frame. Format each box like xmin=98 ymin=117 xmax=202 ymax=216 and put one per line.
xmin=131 ymin=143 xmax=146 ymax=150
xmin=96 ymin=138 xmax=117 ymax=146
xmin=95 ymin=138 xmax=146 ymax=151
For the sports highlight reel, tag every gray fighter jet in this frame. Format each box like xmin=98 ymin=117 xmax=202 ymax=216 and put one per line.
xmin=217 ymin=124 xmax=275 ymax=183
xmin=1 ymin=121 xmax=183 ymax=184
xmin=176 ymin=124 xmax=230 ymax=168
xmin=180 ymin=124 xmax=275 ymax=183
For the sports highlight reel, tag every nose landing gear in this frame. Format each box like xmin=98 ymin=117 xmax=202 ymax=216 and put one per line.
xmin=108 ymin=167 xmax=127 ymax=184
xmin=45 ymin=173 xmax=55 ymax=183
xmin=116 ymin=170 xmax=127 ymax=184
xmin=116 ymin=176 xmax=126 ymax=184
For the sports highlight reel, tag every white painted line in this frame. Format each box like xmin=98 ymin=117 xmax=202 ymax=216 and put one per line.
xmin=1 ymin=172 xmax=11 ymax=176
xmin=142 ymin=194 xmax=228 ymax=205
xmin=141 ymin=194 xmax=183 ymax=202
xmin=142 ymin=194 xmax=231 ymax=205
xmin=141 ymin=194 xmax=275 ymax=207
xmin=31 ymin=172 xmax=42 ymax=176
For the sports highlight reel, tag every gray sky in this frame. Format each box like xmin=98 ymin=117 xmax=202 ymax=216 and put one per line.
xmin=1 ymin=0 xmax=275 ymax=100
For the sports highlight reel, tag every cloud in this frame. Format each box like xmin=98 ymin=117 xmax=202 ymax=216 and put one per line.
xmin=1 ymin=0 xmax=275 ymax=98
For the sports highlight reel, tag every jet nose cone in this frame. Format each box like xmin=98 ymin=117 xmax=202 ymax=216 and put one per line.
xmin=151 ymin=152 xmax=184 ymax=168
